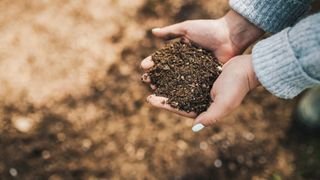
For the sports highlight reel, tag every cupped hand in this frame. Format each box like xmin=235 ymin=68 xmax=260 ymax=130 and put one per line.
xmin=142 ymin=55 xmax=260 ymax=132
xmin=142 ymin=10 xmax=264 ymax=131
xmin=193 ymin=55 xmax=260 ymax=130
xmin=152 ymin=20 xmax=236 ymax=63
xmin=150 ymin=10 xmax=264 ymax=63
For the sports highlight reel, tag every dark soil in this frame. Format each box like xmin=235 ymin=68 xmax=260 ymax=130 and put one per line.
xmin=148 ymin=41 xmax=222 ymax=114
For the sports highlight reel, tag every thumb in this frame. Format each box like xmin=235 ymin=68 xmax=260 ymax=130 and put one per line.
xmin=152 ymin=22 xmax=187 ymax=40
xmin=192 ymin=100 xmax=228 ymax=132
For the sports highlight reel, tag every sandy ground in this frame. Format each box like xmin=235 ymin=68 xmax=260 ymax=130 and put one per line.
xmin=0 ymin=0 xmax=319 ymax=179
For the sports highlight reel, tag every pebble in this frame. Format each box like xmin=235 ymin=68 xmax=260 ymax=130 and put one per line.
xmin=258 ymin=156 xmax=267 ymax=164
xmin=9 ymin=168 xmax=18 ymax=177
xmin=177 ymin=140 xmax=188 ymax=150
xmin=125 ymin=143 xmax=135 ymax=155
xmin=199 ymin=141 xmax=208 ymax=150
xmin=214 ymin=159 xmax=222 ymax=168
xmin=243 ymin=132 xmax=255 ymax=141
xmin=82 ymin=139 xmax=92 ymax=150
xmin=42 ymin=150 xmax=51 ymax=160
xmin=237 ymin=155 xmax=245 ymax=164
xmin=12 ymin=117 xmax=33 ymax=133
xmin=136 ymin=148 xmax=145 ymax=160
xmin=228 ymin=163 xmax=237 ymax=171
xmin=57 ymin=133 xmax=66 ymax=142
xmin=49 ymin=174 xmax=62 ymax=180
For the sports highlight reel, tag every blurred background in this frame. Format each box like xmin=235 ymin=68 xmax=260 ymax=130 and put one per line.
xmin=0 ymin=0 xmax=319 ymax=179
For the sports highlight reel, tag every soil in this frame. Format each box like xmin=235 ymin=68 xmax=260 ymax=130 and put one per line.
xmin=149 ymin=41 xmax=221 ymax=114
xmin=0 ymin=0 xmax=320 ymax=180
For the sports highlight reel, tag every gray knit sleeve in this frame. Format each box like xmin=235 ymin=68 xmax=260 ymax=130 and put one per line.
xmin=252 ymin=13 xmax=320 ymax=99
xmin=229 ymin=0 xmax=312 ymax=33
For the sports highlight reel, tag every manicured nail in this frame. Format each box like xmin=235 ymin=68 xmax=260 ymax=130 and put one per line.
xmin=152 ymin=28 xmax=161 ymax=32
xmin=192 ymin=123 xmax=205 ymax=132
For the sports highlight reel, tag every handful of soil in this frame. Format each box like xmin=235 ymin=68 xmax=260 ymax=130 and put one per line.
xmin=148 ymin=41 xmax=222 ymax=114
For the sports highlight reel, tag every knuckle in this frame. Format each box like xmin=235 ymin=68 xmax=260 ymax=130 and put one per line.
xmin=180 ymin=21 xmax=191 ymax=34
xmin=205 ymin=118 xmax=218 ymax=126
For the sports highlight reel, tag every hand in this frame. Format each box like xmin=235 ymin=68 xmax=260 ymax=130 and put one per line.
xmin=150 ymin=10 xmax=264 ymax=63
xmin=142 ymin=55 xmax=260 ymax=131
xmin=193 ymin=55 xmax=260 ymax=130
xmin=142 ymin=10 xmax=264 ymax=132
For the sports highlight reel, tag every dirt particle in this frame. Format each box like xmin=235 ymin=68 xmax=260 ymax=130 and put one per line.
xmin=200 ymin=141 xmax=208 ymax=150
xmin=42 ymin=150 xmax=51 ymax=160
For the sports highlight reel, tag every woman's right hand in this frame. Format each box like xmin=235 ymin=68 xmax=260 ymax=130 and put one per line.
xmin=151 ymin=10 xmax=264 ymax=63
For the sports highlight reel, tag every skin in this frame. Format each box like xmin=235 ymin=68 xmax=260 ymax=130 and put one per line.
xmin=141 ymin=10 xmax=264 ymax=128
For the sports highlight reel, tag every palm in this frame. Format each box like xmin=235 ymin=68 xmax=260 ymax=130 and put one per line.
xmin=141 ymin=10 xmax=264 ymax=131
xmin=152 ymin=19 xmax=241 ymax=63
xmin=179 ymin=20 xmax=240 ymax=63
xmin=194 ymin=55 xmax=259 ymax=127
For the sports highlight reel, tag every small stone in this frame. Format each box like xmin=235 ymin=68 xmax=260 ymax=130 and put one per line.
xmin=228 ymin=163 xmax=237 ymax=171
xmin=258 ymin=156 xmax=267 ymax=164
xmin=177 ymin=140 xmax=188 ymax=150
xmin=9 ymin=168 xmax=18 ymax=177
xmin=243 ymin=132 xmax=255 ymax=141
xmin=57 ymin=133 xmax=66 ymax=142
xmin=42 ymin=150 xmax=51 ymax=160
xmin=12 ymin=117 xmax=33 ymax=133
xmin=82 ymin=139 xmax=92 ymax=149
xmin=49 ymin=174 xmax=62 ymax=180
xmin=214 ymin=159 xmax=222 ymax=168
xmin=136 ymin=148 xmax=145 ymax=160
xmin=237 ymin=155 xmax=245 ymax=164
xmin=125 ymin=143 xmax=135 ymax=155
xmin=199 ymin=141 xmax=208 ymax=150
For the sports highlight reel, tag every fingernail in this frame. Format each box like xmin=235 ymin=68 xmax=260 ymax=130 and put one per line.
xmin=192 ymin=123 xmax=205 ymax=132
xmin=152 ymin=28 xmax=161 ymax=32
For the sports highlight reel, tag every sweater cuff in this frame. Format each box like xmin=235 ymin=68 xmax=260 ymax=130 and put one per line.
xmin=252 ymin=29 xmax=320 ymax=99
xmin=229 ymin=0 xmax=311 ymax=33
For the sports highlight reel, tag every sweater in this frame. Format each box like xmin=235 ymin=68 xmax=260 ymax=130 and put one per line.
xmin=230 ymin=0 xmax=320 ymax=99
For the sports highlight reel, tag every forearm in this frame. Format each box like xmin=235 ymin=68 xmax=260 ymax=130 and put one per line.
xmin=252 ymin=13 xmax=320 ymax=99
xmin=229 ymin=0 xmax=312 ymax=33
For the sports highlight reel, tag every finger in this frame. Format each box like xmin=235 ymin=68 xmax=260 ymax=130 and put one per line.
xmin=192 ymin=97 xmax=229 ymax=132
xmin=141 ymin=74 xmax=156 ymax=89
xmin=147 ymin=95 xmax=196 ymax=118
xmin=141 ymin=56 xmax=155 ymax=71
xmin=181 ymin=37 xmax=191 ymax=44
xmin=141 ymin=73 xmax=151 ymax=83
xmin=152 ymin=22 xmax=186 ymax=40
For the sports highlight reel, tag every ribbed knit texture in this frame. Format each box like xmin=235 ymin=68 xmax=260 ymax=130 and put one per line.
xmin=229 ymin=0 xmax=312 ymax=33
xmin=252 ymin=13 xmax=320 ymax=99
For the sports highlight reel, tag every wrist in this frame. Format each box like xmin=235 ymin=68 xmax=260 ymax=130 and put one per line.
xmin=223 ymin=10 xmax=264 ymax=53
xmin=247 ymin=55 xmax=260 ymax=90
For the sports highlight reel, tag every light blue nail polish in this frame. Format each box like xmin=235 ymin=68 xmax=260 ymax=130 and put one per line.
xmin=192 ymin=123 xmax=205 ymax=132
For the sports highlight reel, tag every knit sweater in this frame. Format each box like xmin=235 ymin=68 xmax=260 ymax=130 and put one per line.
xmin=230 ymin=0 xmax=320 ymax=99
